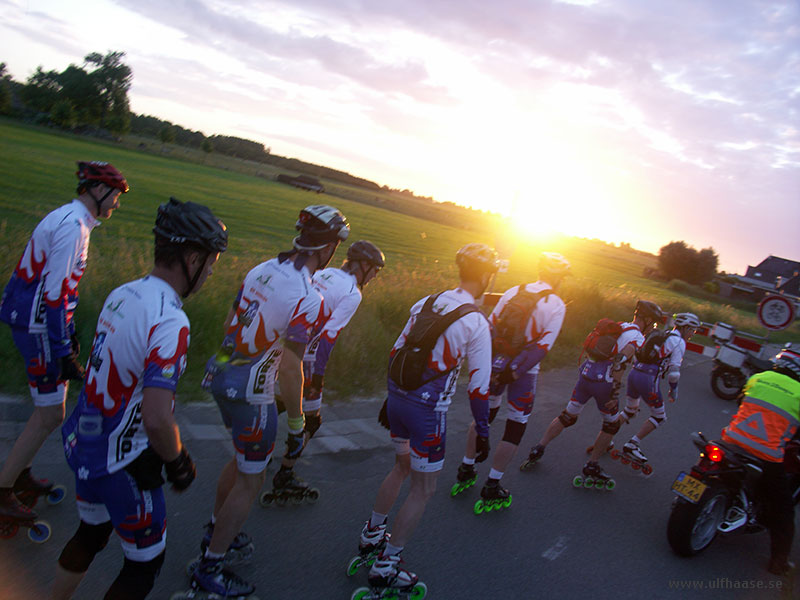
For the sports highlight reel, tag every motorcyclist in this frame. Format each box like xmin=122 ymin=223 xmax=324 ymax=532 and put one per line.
xmin=721 ymin=346 xmax=800 ymax=576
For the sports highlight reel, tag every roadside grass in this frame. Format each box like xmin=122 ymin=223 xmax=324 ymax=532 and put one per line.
xmin=1 ymin=119 xmax=797 ymax=403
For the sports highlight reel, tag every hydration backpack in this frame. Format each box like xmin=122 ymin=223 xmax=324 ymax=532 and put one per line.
xmin=581 ymin=318 xmax=624 ymax=362
xmin=635 ymin=329 xmax=675 ymax=364
xmin=492 ymin=287 xmax=554 ymax=358
xmin=388 ymin=293 xmax=481 ymax=391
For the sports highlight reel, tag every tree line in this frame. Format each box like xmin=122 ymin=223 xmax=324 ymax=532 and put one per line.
xmin=657 ymin=241 xmax=719 ymax=285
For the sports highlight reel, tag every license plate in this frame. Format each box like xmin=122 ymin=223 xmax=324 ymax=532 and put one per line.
xmin=671 ymin=471 xmax=707 ymax=503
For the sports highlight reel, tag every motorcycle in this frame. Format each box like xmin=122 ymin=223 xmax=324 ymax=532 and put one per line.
xmin=666 ymin=432 xmax=800 ymax=557
xmin=707 ymin=322 xmax=773 ymax=401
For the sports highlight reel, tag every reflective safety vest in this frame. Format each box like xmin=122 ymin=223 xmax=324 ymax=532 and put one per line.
xmin=721 ymin=371 xmax=800 ymax=462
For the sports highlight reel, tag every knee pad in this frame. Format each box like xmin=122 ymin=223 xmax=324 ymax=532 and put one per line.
xmin=648 ymin=415 xmax=666 ymax=429
xmin=558 ymin=410 xmax=578 ymax=428
xmin=602 ymin=418 xmax=621 ymax=435
xmin=58 ymin=521 xmax=114 ymax=573
xmin=501 ymin=420 xmax=527 ymax=445
xmin=488 ymin=406 xmax=500 ymax=424
xmin=104 ymin=552 xmax=166 ymax=600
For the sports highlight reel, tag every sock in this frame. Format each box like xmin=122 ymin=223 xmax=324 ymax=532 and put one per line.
xmin=203 ymin=549 xmax=225 ymax=561
xmin=488 ymin=468 xmax=504 ymax=480
xmin=384 ymin=542 xmax=403 ymax=557
xmin=369 ymin=511 xmax=387 ymax=529
xmin=462 ymin=457 xmax=475 ymax=466
xmin=631 ymin=436 xmax=641 ymax=444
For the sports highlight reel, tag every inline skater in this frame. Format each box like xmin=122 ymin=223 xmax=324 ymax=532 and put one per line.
xmin=190 ymin=205 xmax=348 ymax=598
xmin=453 ymin=252 xmax=569 ymax=510
xmin=271 ymin=240 xmax=385 ymax=497
xmin=355 ymin=243 xmax=496 ymax=598
xmin=0 ymin=161 xmax=128 ymax=524
xmin=619 ymin=312 xmax=699 ymax=465
xmin=521 ymin=300 xmax=663 ymax=482
xmin=50 ymin=197 xmax=225 ymax=599
xmin=720 ymin=347 xmax=800 ymax=575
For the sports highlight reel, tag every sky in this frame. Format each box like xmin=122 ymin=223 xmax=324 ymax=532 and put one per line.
xmin=1 ymin=0 xmax=798 ymax=274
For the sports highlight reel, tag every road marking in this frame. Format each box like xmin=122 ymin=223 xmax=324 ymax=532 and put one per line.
xmin=542 ymin=535 xmax=568 ymax=560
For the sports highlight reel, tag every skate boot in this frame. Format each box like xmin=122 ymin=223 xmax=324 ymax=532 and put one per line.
xmin=573 ymin=461 xmax=615 ymax=491
xmin=13 ymin=468 xmax=66 ymax=508
xmin=0 ymin=489 xmax=52 ymax=543
xmin=347 ymin=520 xmax=390 ymax=576
xmin=186 ymin=522 xmax=255 ymax=576
xmin=610 ymin=440 xmax=653 ymax=475
xmin=473 ymin=480 xmax=512 ymax=514
xmin=259 ymin=467 xmax=319 ymax=507
xmin=174 ymin=558 xmax=256 ymax=599
xmin=351 ymin=552 xmax=427 ymax=600
xmin=519 ymin=444 xmax=545 ymax=471
xmin=450 ymin=463 xmax=477 ymax=497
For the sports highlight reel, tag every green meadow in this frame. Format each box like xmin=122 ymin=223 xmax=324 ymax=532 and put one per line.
xmin=1 ymin=118 xmax=796 ymax=402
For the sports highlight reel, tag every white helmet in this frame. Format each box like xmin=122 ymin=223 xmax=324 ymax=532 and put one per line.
xmin=540 ymin=252 xmax=570 ymax=276
xmin=673 ymin=313 xmax=701 ymax=329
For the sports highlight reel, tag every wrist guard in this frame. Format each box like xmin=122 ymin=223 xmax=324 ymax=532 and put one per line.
xmin=165 ymin=447 xmax=196 ymax=491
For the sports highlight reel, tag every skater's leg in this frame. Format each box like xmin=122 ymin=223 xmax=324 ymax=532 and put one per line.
xmin=634 ymin=395 xmax=665 ymax=442
xmin=389 ymin=469 xmax=438 ymax=548
xmin=374 ymin=451 xmax=411 ymax=516
xmin=208 ymin=470 xmax=265 ymax=556
xmin=0 ymin=403 xmax=64 ymax=487
xmin=211 ymin=458 xmax=237 ymax=517
xmin=463 ymin=422 xmax=477 ymax=461
xmin=103 ymin=553 xmax=165 ymax=600
xmin=52 ymin=520 xmax=114 ymax=600
xmin=589 ymin=412 xmax=622 ymax=462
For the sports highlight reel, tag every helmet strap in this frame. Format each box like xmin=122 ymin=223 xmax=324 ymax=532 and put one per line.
xmin=88 ymin=185 xmax=114 ymax=217
xmin=179 ymin=251 xmax=209 ymax=298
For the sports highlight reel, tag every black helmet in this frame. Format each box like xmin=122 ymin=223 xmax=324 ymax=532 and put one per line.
xmin=153 ymin=197 xmax=228 ymax=253
xmin=635 ymin=300 xmax=664 ymax=323
xmin=773 ymin=347 xmax=800 ymax=383
xmin=294 ymin=205 xmax=349 ymax=251
xmin=347 ymin=240 xmax=385 ymax=268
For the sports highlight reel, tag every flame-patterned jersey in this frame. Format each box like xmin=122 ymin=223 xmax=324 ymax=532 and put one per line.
xmin=303 ymin=267 xmax=362 ymax=377
xmin=205 ymin=256 xmax=324 ymax=404
xmin=0 ymin=200 xmax=99 ymax=357
xmin=61 ymin=275 xmax=189 ymax=479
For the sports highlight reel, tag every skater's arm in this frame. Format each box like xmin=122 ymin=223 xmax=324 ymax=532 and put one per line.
xmin=279 ymin=341 xmax=305 ymax=421
xmin=142 ymin=387 xmax=182 ymax=462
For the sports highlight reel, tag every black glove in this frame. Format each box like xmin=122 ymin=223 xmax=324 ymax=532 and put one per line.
xmin=475 ymin=435 xmax=490 ymax=463
xmin=304 ymin=412 xmax=322 ymax=438
xmin=378 ymin=398 xmax=390 ymax=430
xmin=165 ymin=447 xmax=196 ymax=492
xmin=59 ymin=354 xmax=85 ymax=381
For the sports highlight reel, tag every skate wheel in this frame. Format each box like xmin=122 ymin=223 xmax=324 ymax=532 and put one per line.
xmin=185 ymin=556 xmax=201 ymax=577
xmin=0 ymin=519 xmax=20 ymax=539
xmin=346 ymin=555 xmax=363 ymax=577
xmin=594 ymin=480 xmax=606 ymax=490
xmin=259 ymin=492 xmax=274 ymax=508
xmin=47 ymin=484 xmax=67 ymax=505
xmin=411 ymin=582 xmax=428 ymax=599
xmin=583 ymin=477 xmax=594 ymax=489
xmin=572 ymin=476 xmax=583 ymax=488
xmin=351 ymin=587 xmax=371 ymax=600
xmin=450 ymin=482 xmax=461 ymax=497
xmin=473 ymin=499 xmax=485 ymax=515
xmin=503 ymin=495 xmax=513 ymax=509
xmin=305 ymin=488 xmax=320 ymax=504
xmin=274 ymin=495 xmax=288 ymax=507
xmin=642 ymin=464 xmax=654 ymax=476
xmin=27 ymin=520 xmax=51 ymax=543
xmin=610 ymin=449 xmax=620 ymax=460
xmin=606 ymin=479 xmax=616 ymax=491
xmin=631 ymin=462 xmax=641 ymax=471
xmin=620 ymin=457 xmax=630 ymax=465
xmin=291 ymin=494 xmax=304 ymax=506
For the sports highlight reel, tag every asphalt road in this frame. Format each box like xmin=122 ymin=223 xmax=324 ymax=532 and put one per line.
xmin=0 ymin=352 xmax=796 ymax=600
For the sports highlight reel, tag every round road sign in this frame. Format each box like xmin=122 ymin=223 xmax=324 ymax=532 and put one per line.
xmin=757 ymin=294 xmax=796 ymax=331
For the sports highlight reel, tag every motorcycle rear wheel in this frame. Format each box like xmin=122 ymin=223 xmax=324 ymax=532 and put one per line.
xmin=710 ymin=366 xmax=745 ymax=401
xmin=667 ymin=486 xmax=729 ymax=556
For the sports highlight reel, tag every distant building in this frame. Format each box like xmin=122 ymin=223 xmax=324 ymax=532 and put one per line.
xmin=743 ymin=256 xmax=800 ymax=287
xmin=718 ymin=255 xmax=800 ymax=309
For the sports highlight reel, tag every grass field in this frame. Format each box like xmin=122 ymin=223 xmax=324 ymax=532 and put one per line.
xmin=1 ymin=118 xmax=797 ymax=403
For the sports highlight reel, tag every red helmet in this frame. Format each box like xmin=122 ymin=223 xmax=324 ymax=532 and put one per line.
xmin=76 ymin=161 xmax=129 ymax=194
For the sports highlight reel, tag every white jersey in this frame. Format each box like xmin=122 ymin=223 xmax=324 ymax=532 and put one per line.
xmin=614 ymin=322 xmax=645 ymax=354
xmin=207 ymin=256 xmax=324 ymax=404
xmin=659 ymin=331 xmax=687 ymax=370
xmin=303 ymin=267 xmax=362 ymax=375
xmin=489 ymin=281 xmax=566 ymax=374
xmin=62 ymin=275 xmax=189 ymax=479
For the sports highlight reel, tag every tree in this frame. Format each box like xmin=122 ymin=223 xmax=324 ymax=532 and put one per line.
xmin=0 ymin=63 xmax=11 ymax=114
xmin=84 ymin=51 xmax=132 ymax=130
xmin=57 ymin=65 xmax=100 ymax=124
xmin=201 ymin=137 xmax=213 ymax=163
xmin=22 ymin=66 xmax=62 ymax=113
xmin=694 ymin=247 xmax=719 ymax=285
xmin=50 ymin=99 xmax=76 ymax=129
xmin=159 ymin=123 xmax=176 ymax=150
xmin=658 ymin=241 xmax=719 ymax=285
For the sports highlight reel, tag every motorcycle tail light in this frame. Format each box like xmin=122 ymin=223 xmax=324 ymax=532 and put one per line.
xmin=705 ymin=443 xmax=724 ymax=463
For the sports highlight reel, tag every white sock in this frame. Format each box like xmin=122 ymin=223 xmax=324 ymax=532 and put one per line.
xmin=462 ymin=457 xmax=475 ymax=465
xmin=489 ymin=468 xmax=504 ymax=480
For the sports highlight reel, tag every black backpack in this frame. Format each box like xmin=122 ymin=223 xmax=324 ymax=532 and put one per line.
xmin=388 ymin=293 xmax=481 ymax=391
xmin=492 ymin=288 xmax=554 ymax=358
xmin=636 ymin=329 xmax=676 ymax=364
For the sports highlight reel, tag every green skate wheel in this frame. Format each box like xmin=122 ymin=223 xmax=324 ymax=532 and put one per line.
xmin=351 ymin=587 xmax=371 ymax=600
xmin=572 ymin=476 xmax=583 ymax=488
xmin=605 ymin=479 xmax=616 ymax=491
xmin=473 ymin=499 xmax=485 ymax=515
xmin=411 ymin=582 xmax=428 ymax=599
xmin=27 ymin=520 xmax=51 ymax=543
xmin=594 ymin=480 xmax=605 ymax=490
xmin=503 ymin=495 xmax=512 ymax=508
xmin=450 ymin=482 xmax=461 ymax=497
xmin=346 ymin=556 xmax=362 ymax=577
xmin=583 ymin=477 xmax=594 ymax=489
